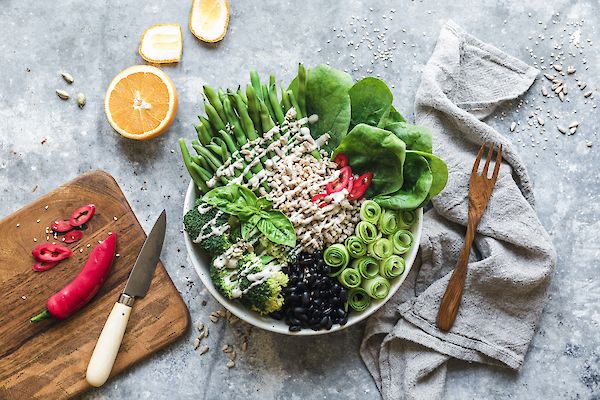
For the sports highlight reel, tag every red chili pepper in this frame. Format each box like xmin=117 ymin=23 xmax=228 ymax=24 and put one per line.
xmin=348 ymin=172 xmax=374 ymax=200
xmin=63 ymin=230 xmax=83 ymax=244
xmin=333 ymin=153 xmax=348 ymax=168
xmin=51 ymin=219 xmax=73 ymax=233
xmin=32 ymin=260 xmax=60 ymax=272
xmin=32 ymin=243 xmax=73 ymax=262
xmin=69 ymin=204 xmax=96 ymax=227
xmin=31 ymin=234 xmax=117 ymax=322
xmin=311 ymin=193 xmax=330 ymax=208
xmin=326 ymin=166 xmax=352 ymax=194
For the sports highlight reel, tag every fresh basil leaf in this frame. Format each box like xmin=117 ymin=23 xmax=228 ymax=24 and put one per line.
xmin=238 ymin=186 xmax=258 ymax=207
xmin=256 ymin=197 xmax=273 ymax=211
xmin=348 ymin=77 xmax=394 ymax=129
xmin=202 ymin=184 xmax=259 ymax=218
xmin=374 ymin=153 xmax=433 ymax=210
xmin=332 ymin=123 xmax=406 ymax=197
xmin=257 ymin=210 xmax=296 ymax=247
xmin=241 ymin=214 xmax=262 ymax=239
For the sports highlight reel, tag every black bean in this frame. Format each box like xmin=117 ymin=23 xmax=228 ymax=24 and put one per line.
xmin=313 ymin=298 xmax=322 ymax=307
xmin=331 ymin=283 xmax=341 ymax=293
xmin=330 ymin=296 xmax=340 ymax=305
xmin=289 ymin=317 xmax=301 ymax=326
xmin=339 ymin=317 xmax=348 ymax=326
xmin=301 ymin=292 xmax=310 ymax=305
xmin=339 ymin=290 xmax=348 ymax=303
xmin=289 ymin=325 xmax=301 ymax=332
xmin=271 ymin=311 xmax=283 ymax=320
xmin=335 ymin=308 xmax=346 ymax=318
xmin=293 ymin=306 xmax=305 ymax=315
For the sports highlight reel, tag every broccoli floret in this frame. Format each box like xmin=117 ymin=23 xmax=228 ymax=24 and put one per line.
xmin=183 ymin=200 xmax=231 ymax=255
xmin=210 ymin=264 xmax=240 ymax=299
xmin=257 ymin=237 xmax=295 ymax=264
xmin=238 ymin=254 xmax=289 ymax=315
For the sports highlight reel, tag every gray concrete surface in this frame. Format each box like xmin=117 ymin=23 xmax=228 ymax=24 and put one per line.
xmin=1 ymin=0 xmax=599 ymax=399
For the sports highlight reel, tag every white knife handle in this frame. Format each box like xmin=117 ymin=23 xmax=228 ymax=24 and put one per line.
xmin=86 ymin=295 xmax=133 ymax=387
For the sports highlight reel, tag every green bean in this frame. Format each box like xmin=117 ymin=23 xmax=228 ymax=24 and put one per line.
xmin=192 ymin=143 xmax=222 ymax=170
xmin=269 ymin=74 xmax=276 ymax=88
xmin=211 ymin=137 xmax=230 ymax=162
xmin=281 ymin=87 xmax=292 ymax=113
xmin=203 ymin=85 xmax=226 ymax=122
xmin=250 ymin=70 xmax=262 ymax=100
xmin=222 ymin=97 xmax=247 ymax=147
xmin=228 ymin=91 xmax=257 ymax=140
xmin=262 ymin=84 xmax=278 ymax=122
xmin=297 ymin=63 xmax=307 ymax=117
xmin=190 ymin=161 xmax=213 ymax=182
xmin=288 ymin=90 xmax=303 ymax=119
xmin=191 ymin=154 xmax=209 ymax=170
xmin=218 ymin=88 xmax=226 ymax=102
xmin=218 ymin=129 xmax=238 ymax=154
xmin=237 ymin=86 xmax=248 ymax=104
xmin=268 ymin=83 xmax=285 ymax=125
xmin=191 ymin=139 xmax=201 ymax=149
xmin=258 ymin=100 xmax=275 ymax=132
xmin=204 ymin=102 xmax=226 ymax=132
xmin=246 ymin=84 xmax=262 ymax=134
xmin=194 ymin=125 xmax=209 ymax=145
xmin=206 ymin=143 xmax=224 ymax=157
xmin=199 ymin=115 xmax=216 ymax=138
xmin=179 ymin=139 xmax=209 ymax=193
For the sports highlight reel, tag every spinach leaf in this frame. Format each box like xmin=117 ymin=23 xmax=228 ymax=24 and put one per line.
xmin=384 ymin=122 xmax=432 ymax=153
xmin=241 ymin=214 xmax=261 ymax=239
xmin=257 ymin=210 xmax=296 ymax=247
xmin=289 ymin=64 xmax=353 ymax=152
xmin=332 ymin=124 xmax=406 ymax=197
xmin=348 ymin=77 xmax=393 ymax=128
xmin=374 ymin=153 xmax=433 ymax=210
xmin=202 ymin=185 xmax=258 ymax=218
xmin=387 ymin=106 xmax=406 ymax=123
xmin=407 ymin=150 xmax=448 ymax=201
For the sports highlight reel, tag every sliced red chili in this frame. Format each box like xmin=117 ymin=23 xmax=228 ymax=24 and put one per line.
xmin=311 ymin=193 xmax=330 ymax=208
xmin=348 ymin=172 xmax=374 ymax=200
xmin=333 ymin=153 xmax=348 ymax=168
xmin=51 ymin=219 xmax=73 ymax=233
xmin=346 ymin=176 xmax=355 ymax=194
xmin=32 ymin=260 xmax=60 ymax=272
xmin=63 ymin=230 xmax=83 ymax=244
xmin=326 ymin=166 xmax=352 ymax=194
xmin=69 ymin=204 xmax=96 ymax=227
xmin=32 ymin=243 xmax=73 ymax=262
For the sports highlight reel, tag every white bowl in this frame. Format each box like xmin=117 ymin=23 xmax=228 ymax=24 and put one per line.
xmin=183 ymin=180 xmax=422 ymax=335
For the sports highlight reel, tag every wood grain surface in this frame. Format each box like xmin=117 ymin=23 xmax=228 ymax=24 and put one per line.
xmin=0 ymin=170 xmax=190 ymax=399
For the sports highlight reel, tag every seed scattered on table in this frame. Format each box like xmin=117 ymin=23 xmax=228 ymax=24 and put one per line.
xmin=567 ymin=66 xmax=576 ymax=74
xmin=586 ymin=141 xmax=593 ymax=148
xmin=56 ymin=89 xmax=69 ymax=100
xmin=541 ymin=87 xmax=548 ymax=96
xmin=193 ymin=337 xmax=201 ymax=350
xmin=569 ymin=121 xmax=579 ymax=129
xmin=584 ymin=91 xmax=593 ymax=98
xmin=61 ymin=72 xmax=74 ymax=84
xmin=226 ymin=360 xmax=235 ymax=368
xmin=510 ymin=122 xmax=516 ymax=132
xmin=76 ymin=93 xmax=86 ymax=109
xmin=544 ymin=73 xmax=555 ymax=81
xmin=199 ymin=345 xmax=209 ymax=355
xmin=537 ymin=116 xmax=545 ymax=126
xmin=552 ymin=64 xmax=563 ymax=72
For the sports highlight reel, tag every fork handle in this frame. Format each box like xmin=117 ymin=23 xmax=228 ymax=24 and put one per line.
xmin=436 ymin=213 xmax=479 ymax=331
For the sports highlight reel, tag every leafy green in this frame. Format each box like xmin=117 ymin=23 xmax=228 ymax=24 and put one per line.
xmin=257 ymin=210 xmax=296 ymax=247
xmin=202 ymin=185 xmax=258 ymax=218
xmin=348 ymin=77 xmax=393 ymax=128
xmin=384 ymin=121 xmax=432 ymax=153
xmin=387 ymin=106 xmax=406 ymax=123
xmin=374 ymin=153 xmax=433 ymax=210
xmin=408 ymin=150 xmax=448 ymax=203
xmin=332 ymin=124 xmax=406 ymax=197
xmin=289 ymin=64 xmax=353 ymax=152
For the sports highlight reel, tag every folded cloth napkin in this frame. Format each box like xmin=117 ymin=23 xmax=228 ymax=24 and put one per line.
xmin=360 ymin=21 xmax=557 ymax=400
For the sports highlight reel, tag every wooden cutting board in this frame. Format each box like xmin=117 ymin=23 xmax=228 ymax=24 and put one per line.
xmin=0 ymin=170 xmax=190 ymax=399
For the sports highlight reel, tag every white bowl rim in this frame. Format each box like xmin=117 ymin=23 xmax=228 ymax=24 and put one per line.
xmin=183 ymin=180 xmax=422 ymax=336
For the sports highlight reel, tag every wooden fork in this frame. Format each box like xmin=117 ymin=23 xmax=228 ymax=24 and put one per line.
xmin=436 ymin=142 xmax=503 ymax=332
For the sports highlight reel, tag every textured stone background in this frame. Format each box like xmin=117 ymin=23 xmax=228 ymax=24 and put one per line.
xmin=1 ymin=0 xmax=599 ymax=399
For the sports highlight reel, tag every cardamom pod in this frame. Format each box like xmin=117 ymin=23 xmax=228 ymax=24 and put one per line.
xmin=56 ymin=90 xmax=69 ymax=100
xmin=76 ymin=93 xmax=86 ymax=109
xmin=61 ymin=72 xmax=74 ymax=84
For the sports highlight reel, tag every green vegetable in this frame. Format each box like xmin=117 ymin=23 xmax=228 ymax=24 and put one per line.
xmin=362 ymin=276 xmax=390 ymax=299
xmin=344 ymin=235 xmax=367 ymax=258
xmin=203 ymin=85 xmax=226 ymax=122
xmin=408 ymin=150 xmax=449 ymax=204
xmin=386 ymin=106 xmax=406 ymax=123
xmin=348 ymin=77 xmax=393 ymax=128
xmin=210 ymin=264 xmax=240 ymax=299
xmin=246 ymin=84 xmax=262 ymax=133
xmin=250 ymin=70 xmax=263 ymax=100
xmin=379 ymin=256 xmax=405 ymax=279
xmin=391 ymin=230 xmax=413 ymax=255
xmin=378 ymin=209 xmax=401 ymax=235
xmin=355 ymin=220 xmax=380 ymax=244
xmin=183 ymin=201 xmax=231 ymax=255
xmin=352 ymin=256 xmax=380 ymax=280
xmin=360 ymin=200 xmax=382 ymax=224
xmin=333 ymin=124 xmax=406 ymax=197
xmin=297 ymin=63 xmax=307 ymax=117
xmin=238 ymin=254 xmax=289 ymax=315
xmin=324 ymin=243 xmax=350 ymax=276
xmin=268 ymin=80 xmax=285 ymax=125
xmin=256 ymin=210 xmax=296 ymax=247
xmin=229 ymin=91 xmax=256 ymax=140
xmin=338 ymin=268 xmax=361 ymax=288
xmin=289 ymin=64 xmax=353 ymax=152
xmin=348 ymin=288 xmax=371 ymax=311
xmin=367 ymin=238 xmax=394 ymax=260
xmin=384 ymin=122 xmax=432 ymax=153
xmin=397 ymin=210 xmax=417 ymax=229
xmin=179 ymin=139 xmax=209 ymax=193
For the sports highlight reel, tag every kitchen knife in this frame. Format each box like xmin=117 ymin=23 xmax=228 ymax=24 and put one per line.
xmin=86 ymin=210 xmax=167 ymax=387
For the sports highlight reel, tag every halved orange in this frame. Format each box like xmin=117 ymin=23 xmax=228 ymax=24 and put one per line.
xmin=105 ymin=65 xmax=178 ymax=140
xmin=189 ymin=0 xmax=229 ymax=43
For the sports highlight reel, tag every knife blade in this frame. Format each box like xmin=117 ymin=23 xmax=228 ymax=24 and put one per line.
xmin=86 ymin=210 xmax=167 ymax=388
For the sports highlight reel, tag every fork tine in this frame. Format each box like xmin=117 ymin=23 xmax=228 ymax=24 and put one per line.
xmin=491 ymin=144 xmax=503 ymax=181
xmin=482 ymin=142 xmax=496 ymax=177
xmin=472 ymin=142 xmax=487 ymax=175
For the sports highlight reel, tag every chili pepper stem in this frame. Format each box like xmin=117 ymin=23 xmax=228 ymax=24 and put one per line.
xmin=30 ymin=309 xmax=52 ymax=323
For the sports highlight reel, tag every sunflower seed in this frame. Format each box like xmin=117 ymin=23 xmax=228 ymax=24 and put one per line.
xmin=562 ymin=85 xmax=568 ymax=95
xmin=199 ymin=345 xmax=209 ymax=355
xmin=567 ymin=66 xmax=576 ymax=74
xmin=226 ymin=360 xmax=235 ymax=368
xmin=568 ymin=121 xmax=579 ymax=129
xmin=193 ymin=337 xmax=201 ymax=350
xmin=551 ymin=82 xmax=562 ymax=91
xmin=541 ymin=86 xmax=548 ymax=96
xmin=61 ymin=72 xmax=74 ymax=84
xmin=558 ymin=92 xmax=565 ymax=102
xmin=557 ymin=126 xmax=567 ymax=134
xmin=553 ymin=64 xmax=563 ymax=72
xmin=76 ymin=93 xmax=86 ymax=108
xmin=584 ymin=91 xmax=593 ymax=98
xmin=510 ymin=122 xmax=516 ymax=132
xmin=202 ymin=327 xmax=209 ymax=338
xmin=553 ymin=85 xmax=562 ymax=94
xmin=544 ymin=73 xmax=555 ymax=80
xmin=537 ymin=116 xmax=545 ymax=126
xmin=56 ymin=90 xmax=69 ymax=100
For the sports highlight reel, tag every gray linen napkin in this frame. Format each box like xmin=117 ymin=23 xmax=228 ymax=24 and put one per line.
xmin=360 ymin=21 xmax=557 ymax=400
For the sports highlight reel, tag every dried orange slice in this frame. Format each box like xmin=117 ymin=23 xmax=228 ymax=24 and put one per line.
xmin=139 ymin=24 xmax=182 ymax=64
xmin=189 ymin=0 xmax=229 ymax=43
xmin=104 ymin=65 xmax=178 ymax=140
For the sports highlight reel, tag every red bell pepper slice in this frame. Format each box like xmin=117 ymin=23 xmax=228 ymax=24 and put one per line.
xmin=32 ymin=260 xmax=60 ymax=272
xmin=326 ymin=166 xmax=352 ymax=194
xmin=333 ymin=153 xmax=348 ymax=168
xmin=63 ymin=230 xmax=83 ymax=244
xmin=32 ymin=243 xmax=73 ymax=262
xmin=51 ymin=219 xmax=73 ymax=233
xmin=69 ymin=204 xmax=96 ymax=227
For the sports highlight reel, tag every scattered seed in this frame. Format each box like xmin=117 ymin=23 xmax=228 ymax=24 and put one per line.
xmin=113 ymin=216 xmax=118 ymax=221
xmin=578 ymin=82 xmax=587 ymax=90
xmin=16 ymin=223 xmax=20 ymax=227
xmin=209 ymin=315 xmax=219 ymax=323
xmin=197 ymin=322 xmax=204 ymax=333
xmin=79 ymin=248 xmax=84 ymax=253
xmin=569 ymin=121 xmax=579 ymax=129
xmin=199 ymin=345 xmax=209 ymax=355
xmin=229 ymin=351 xmax=237 ymax=361
xmin=116 ymin=253 xmax=120 ymax=257
xmin=61 ymin=72 xmax=74 ymax=84
xmin=21 ymin=296 xmax=27 ymax=300
xmin=586 ymin=141 xmax=593 ymax=148
xmin=553 ymin=64 xmax=563 ymax=72
xmin=537 ymin=116 xmax=545 ymax=126
xmin=36 ymin=219 xmax=40 ymax=223
xmin=33 ymin=238 xmax=37 ymax=242
xmin=543 ymin=73 xmax=555 ymax=80
xmin=216 ymin=310 xmax=226 ymax=317
xmin=241 ymin=341 xmax=248 ymax=352
xmin=569 ymin=127 xmax=577 ymax=134
xmin=541 ymin=87 xmax=548 ymax=96
xmin=222 ymin=344 xmax=231 ymax=352
xmin=558 ymin=92 xmax=565 ymax=102
xmin=562 ymin=85 xmax=568 ymax=95
xmin=551 ymin=82 xmax=562 ymax=91
xmin=202 ymin=328 xmax=209 ymax=339
xmin=567 ymin=66 xmax=576 ymax=74
xmin=44 ymin=205 xmax=49 ymax=210
xmin=56 ymin=89 xmax=69 ymax=100
xmin=193 ymin=337 xmax=201 ymax=350
xmin=226 ymin=360 xmax=235 ymax=368
xmin=510 ymin=122 xmax=516 ymax=132
xmin=584 ymin=91 xmax=593 ymax=98
xmin=76 ymin=93 xmax=86 ymax=109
